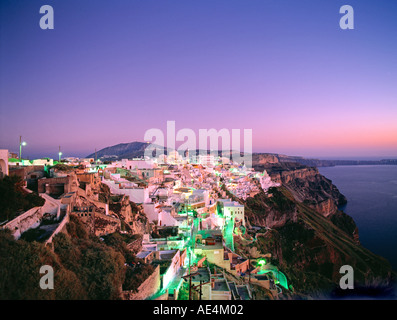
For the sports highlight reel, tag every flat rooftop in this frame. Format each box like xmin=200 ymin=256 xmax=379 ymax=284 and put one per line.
xmin=136 ymin=251 xmax=151 ymax=259
xmin=159 ymin=250 xmax=178 ymax=260
xmin=212 ymin=279 xmax=229 ymax=292
xmin=195 ymin=242 xmax=224 ymax=250
xmin=191 ymin=267 xmax=210 ymax=283
xmin=237 ymin=286 xmax=250 ymax=300
xmin=228 ymin=282 xmax=238 ymax=298
xmin=254 ymin=274 xmax=270 ymax=281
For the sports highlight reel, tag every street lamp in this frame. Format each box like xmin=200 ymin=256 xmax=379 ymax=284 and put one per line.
xmin=58 ymin=146 xmax=62 ymax=162
xmin=19 ymin=136 xmax=27 ymax=160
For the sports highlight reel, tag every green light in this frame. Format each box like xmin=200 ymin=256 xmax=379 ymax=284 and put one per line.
xmin=258 ymin=259 xmax=266 ymax=266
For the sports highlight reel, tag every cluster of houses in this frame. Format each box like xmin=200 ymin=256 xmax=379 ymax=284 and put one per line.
xmin=0 ymin=148 xmax=288 ymax=300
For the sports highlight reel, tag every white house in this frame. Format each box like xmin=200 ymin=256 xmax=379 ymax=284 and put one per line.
xmin=218 ymin=199 xmax=245 ymax=226
xmin=0 ymin=149 xmax=9 ymax=177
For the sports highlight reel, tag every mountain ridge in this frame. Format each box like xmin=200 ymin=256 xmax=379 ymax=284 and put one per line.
xmin=88 ymin=141 xmax=397 ymax=166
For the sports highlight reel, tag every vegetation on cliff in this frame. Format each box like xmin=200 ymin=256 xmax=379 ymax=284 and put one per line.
xmin=241 ymin=186 xmax=394 ymax=297
xmin=0 ymin=215 xmax=154 ymax=299
xmin=101 ymin=232 xmax=154 ymax=291
xmin=0 ymin=176 xmax=45 ymax=222
xmin=0 ymin=229 xmax=85 ymax=299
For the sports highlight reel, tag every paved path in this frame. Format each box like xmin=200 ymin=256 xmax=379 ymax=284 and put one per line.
xmin=40 ymin=193 xmax=61 ymax=218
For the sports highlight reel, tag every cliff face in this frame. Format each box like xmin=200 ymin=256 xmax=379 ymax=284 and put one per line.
xmin=252 ymin=153 xmax=280 ymax=165
xmin=255 ymin=161 xmax=346 ymax=211
xmin=244 ymin=156 xmax=394 ymax=297
xmin=99 ymin=184 xmax=150 ymax=235
xmin=110 ymin=198 xmax=150 ymax=235
xmin=245 ymin=187 xmax=298 ymax=229
xmin=271 ymin=166 xmax=346 ymax=216
xmin=242 ymin=187 xmax=394 ymax=297
xmin=128 ymin=210 xmax=150 ymax=235
xmin=253 ymin=158 xmax=349 ymax=232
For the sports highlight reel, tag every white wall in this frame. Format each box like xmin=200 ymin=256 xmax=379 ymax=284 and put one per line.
xmin=158 ymin=210 xmax=177 ymax=227
xmin=32 ymin=158 xmax=54 ymax=166
xmin=224 ymin=205 xmax=245 ymax=226
xmin=0 ymin=149 xmax=9 ymax=176
xmin=121 ymin=159 xmax=155 ymax=170
xmin=102 ymin=179 xmax=148 ymax=203
xmin=143 ymin=203 xmax=158 ymax=222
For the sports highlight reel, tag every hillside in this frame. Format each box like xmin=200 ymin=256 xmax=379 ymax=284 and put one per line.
xmin=87 ymin=142 xmax=152 ymax=160
xmin=240 ymin=186 xmax=395 ymax=298
xmin=236 ymin=154 xmax=396 ymax=297
xmin=253 ymin=153 xmax=397 ymax=167
xmin=88 ymin=142 xmax=397 ymax=167
xmin=0 ymin=215 xmax=155 ymax=299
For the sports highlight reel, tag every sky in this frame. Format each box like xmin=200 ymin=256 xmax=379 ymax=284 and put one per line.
xmin=1 ymin=0 xmax=397 ymax=160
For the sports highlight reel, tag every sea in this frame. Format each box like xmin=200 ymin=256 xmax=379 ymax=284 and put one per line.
xmin=318 ymin=165 xmax=397 ymax=271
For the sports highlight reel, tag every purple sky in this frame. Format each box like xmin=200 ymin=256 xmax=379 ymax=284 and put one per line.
xmin=1 ymin=0 xmax=397 ymax=159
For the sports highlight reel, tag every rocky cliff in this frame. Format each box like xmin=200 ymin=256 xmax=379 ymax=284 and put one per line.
xmin=244 ymin=187 xmax=298 ymax=229
xmin=255 ymin=153 xmax=397 ymax=167
xmin=241 ymin=187 xmax=394 ymax=298
xmin=98 ymin=184 xmax=150 ymax=235
xmin=256 ymin=159 xmax=360 ymax=242
xmin=253 ymin=157 xmax=347 ymax=216
xmin=243 ymin=156 xmax=395 ymax=297
xmin=252 ymin=153 xmax=280 ymax=165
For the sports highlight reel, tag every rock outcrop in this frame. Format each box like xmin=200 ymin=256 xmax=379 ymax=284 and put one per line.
xmin=243 ymin=155 xmax=395 ymax=297
xmin=109 ymin=196 xmax=150 ymax=235
xmin=242 ymin=187 xmax=394 ymax=297
xmin=252 ymin=158 xmax=350 ymax=234
xmin=244 ymin=187 xmax=298 ymax=229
